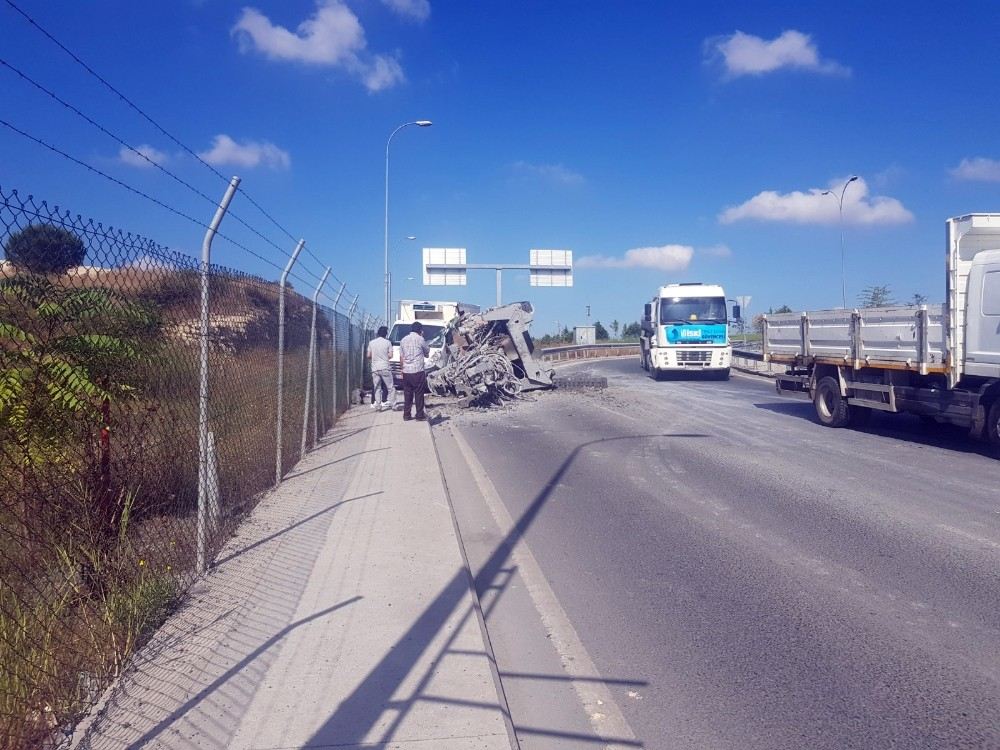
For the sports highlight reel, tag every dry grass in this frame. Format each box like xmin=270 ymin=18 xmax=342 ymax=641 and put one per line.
xmin=0 ymin=265 xmax=358 ymax=748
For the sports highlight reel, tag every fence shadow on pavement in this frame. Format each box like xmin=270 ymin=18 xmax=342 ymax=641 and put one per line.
xmin=123 ymin=597 xmax=362 ymax=749
xmin=213 ymin=490 xmax=381 ymax=567
xmin=303 ymin=432 xmax=707 ymax=749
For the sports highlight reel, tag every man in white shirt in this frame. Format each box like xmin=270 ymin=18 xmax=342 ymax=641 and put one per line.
xmin=398 ymin=321 xmax=430 ymax=421
xmin=366 ymin=326 xmax=395 ymax=411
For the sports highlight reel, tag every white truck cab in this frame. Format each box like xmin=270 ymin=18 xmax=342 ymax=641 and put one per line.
xmin=639 ymin=283 xmax=733 ymax=380
xmin=388 ymin=300 xmax=479 ymax=385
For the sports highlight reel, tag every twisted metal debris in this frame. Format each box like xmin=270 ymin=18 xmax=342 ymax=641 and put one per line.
xmin=427 ymin=301 xmax=554 ymax=407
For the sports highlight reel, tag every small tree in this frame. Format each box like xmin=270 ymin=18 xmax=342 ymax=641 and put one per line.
xmin=610 ymin=319 xmax=620 ymax=338
xmin=622 ymin=321 xmax=641 ymax=339
xmin=4 ymin=223 xmax=86 ymax=274
xmin=594 ymin=320 xmax=609 ymax=340
xmin=1 ymin=276 xmax=160 ymax=534
xmin=857 ymin=285 xmax=895 ymax=308
xmin=909 ymin=292 xmax=928 ymax=306
xmin=773 ymin=304 xmax=793 ymax=314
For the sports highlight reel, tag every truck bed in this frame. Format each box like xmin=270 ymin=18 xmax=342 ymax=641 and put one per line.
xmin=763 ymin=305 xmax=947 ymax=374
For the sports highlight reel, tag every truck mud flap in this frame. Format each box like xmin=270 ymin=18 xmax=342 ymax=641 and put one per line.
xmin=775 ymin=373 xmax=810 ymax=395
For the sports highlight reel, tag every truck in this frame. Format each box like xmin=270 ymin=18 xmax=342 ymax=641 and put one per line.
xmin=388 ymin=299 xmax=480 ymax=386
xmin=639 ymin=283 xmax=734 ymax=380
xmin=764 ymin=213 xmax=1000 ymax=449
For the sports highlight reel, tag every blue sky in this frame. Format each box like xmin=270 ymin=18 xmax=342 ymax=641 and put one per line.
xmin=3 ymin=0 xmax=1000 ymax=332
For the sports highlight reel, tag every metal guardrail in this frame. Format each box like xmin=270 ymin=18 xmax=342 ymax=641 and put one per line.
xmin=732 ymin=347 xmax=764 ymax=362
xmin=540 ymin=342 xmax=639 ymax=361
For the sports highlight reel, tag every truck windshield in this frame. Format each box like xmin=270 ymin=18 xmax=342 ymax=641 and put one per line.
xmin=388 ymin=324 xmax=445 ymax=344
xmin=659 ymin=297 xmax=727 ymax=324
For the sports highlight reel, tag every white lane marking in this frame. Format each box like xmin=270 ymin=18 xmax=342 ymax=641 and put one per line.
xmin=450 ymin=426 xmax=640 ymax=748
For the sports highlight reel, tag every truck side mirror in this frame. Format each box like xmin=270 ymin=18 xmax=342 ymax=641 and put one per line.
xmin=732 ymin=304 xmax=741 ymax=320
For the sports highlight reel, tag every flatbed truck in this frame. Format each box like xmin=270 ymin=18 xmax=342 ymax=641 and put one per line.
xmin=765 ymin=213 xmax=1000 ymax=450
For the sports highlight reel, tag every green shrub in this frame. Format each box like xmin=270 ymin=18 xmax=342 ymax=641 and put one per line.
xmin=4 ymin=224 xmax=86 ymax=274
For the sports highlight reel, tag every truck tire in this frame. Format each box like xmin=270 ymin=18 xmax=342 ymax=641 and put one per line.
xmin=814 ymin=376 xmax=851 ymax=428
xmin=986 ymin=399 xmax=1000 ymax=449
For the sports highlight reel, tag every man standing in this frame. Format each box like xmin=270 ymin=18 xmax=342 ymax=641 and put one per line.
xmin=399 ymin=321 xmax=430 ymax=421
xmin=367 ymin=325 xmax=395 ymax=412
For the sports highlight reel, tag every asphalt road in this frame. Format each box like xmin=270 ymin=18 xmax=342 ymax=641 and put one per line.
xmin=433 ymin=358 xmax=1000 ymax=750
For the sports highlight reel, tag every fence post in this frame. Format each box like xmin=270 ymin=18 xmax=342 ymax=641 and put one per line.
xmin=301 ymin=267 xmax=331 ymax=456
xmin=197 ymin=175 xmax=239 ymax=575
xmin=275 ymin=239 xmax=305 ymax=486
xmin=347 ymin=295 xmax=359 ymax=401
xmin=330 ymin=282 xmax=346 ymax=420
xmin=359 ymin=313 xmax=371 ymax=404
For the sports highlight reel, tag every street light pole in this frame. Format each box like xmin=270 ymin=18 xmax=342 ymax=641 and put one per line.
xmin=822 ymin=175 xmax=858 ymax=309
xmin=385 ymin=120 xmax=432 ymax=324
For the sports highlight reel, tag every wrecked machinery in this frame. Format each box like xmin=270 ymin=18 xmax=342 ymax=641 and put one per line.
xmin=427 ymin=301 xmax=554 ymax=407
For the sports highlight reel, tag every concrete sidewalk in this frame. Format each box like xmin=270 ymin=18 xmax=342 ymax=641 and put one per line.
xmin=74 ymin=406 xmax=514 ymax=750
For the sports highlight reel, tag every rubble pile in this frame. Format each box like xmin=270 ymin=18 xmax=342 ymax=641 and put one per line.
xmin=427 ymin=301 xmax=555 ymax=407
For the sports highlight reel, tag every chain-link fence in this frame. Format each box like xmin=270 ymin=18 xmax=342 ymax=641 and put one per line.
xmin=0 ymin=185 xmax=372 ymax=749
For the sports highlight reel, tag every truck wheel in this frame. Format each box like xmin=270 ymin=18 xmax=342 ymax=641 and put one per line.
xmin=986 ymin=400 xmax=1000 ymax=448
xmin=814 ymin=376 xmax=851 ymax=428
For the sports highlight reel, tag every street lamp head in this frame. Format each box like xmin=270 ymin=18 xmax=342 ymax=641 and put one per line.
xmin=821 ymin=190 xmax=833 ymax=196
xmin=415 ymin=120 xmax=433 ymax=127
xmin=406 ymin=235 xmax=417 ymax=240
xmin=848 ymin=175 xmax=858 ymax=182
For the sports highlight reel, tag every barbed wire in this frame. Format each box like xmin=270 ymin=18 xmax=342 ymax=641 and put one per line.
xmin=0 ymin=56 xmax=327 ymax=276
xmin=3 ymin=0 xmax=306 ymax=254
xmin=0 ymin=57 xmax=225 ymax=207
xmin=0 ymin=2 xmax=377 ymax=320
xmin=0 ymin=116 xmax=317 ymax=288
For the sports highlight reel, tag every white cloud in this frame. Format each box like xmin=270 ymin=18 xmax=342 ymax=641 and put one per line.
xmin=578 ymin=244 xmax=695 ymax=271
xmin=381 ymin=0 xmax=430 ymax=22
xmin=950 ymin=157 xmax=1000 ymax=182
xmin=718 ymin=177 xmax=912 ymax=226
xmin=360 ymin=54 xmax=405 ymax=92
xmin=197 ymin=134 xmax=291 ymax=170
xmin=707 ymin=30 xmax=849 ymax=78
xmin=232 ymin=1 xmax=404 ymax=92
xmin=119 ymin=144 xmax=168 ymax=168
xmin=512 ymin=161 xmax=585 ymax=186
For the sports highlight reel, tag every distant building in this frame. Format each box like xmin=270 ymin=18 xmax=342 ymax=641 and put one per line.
xmin=574 ymin=325 xmax=596 ymax=345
